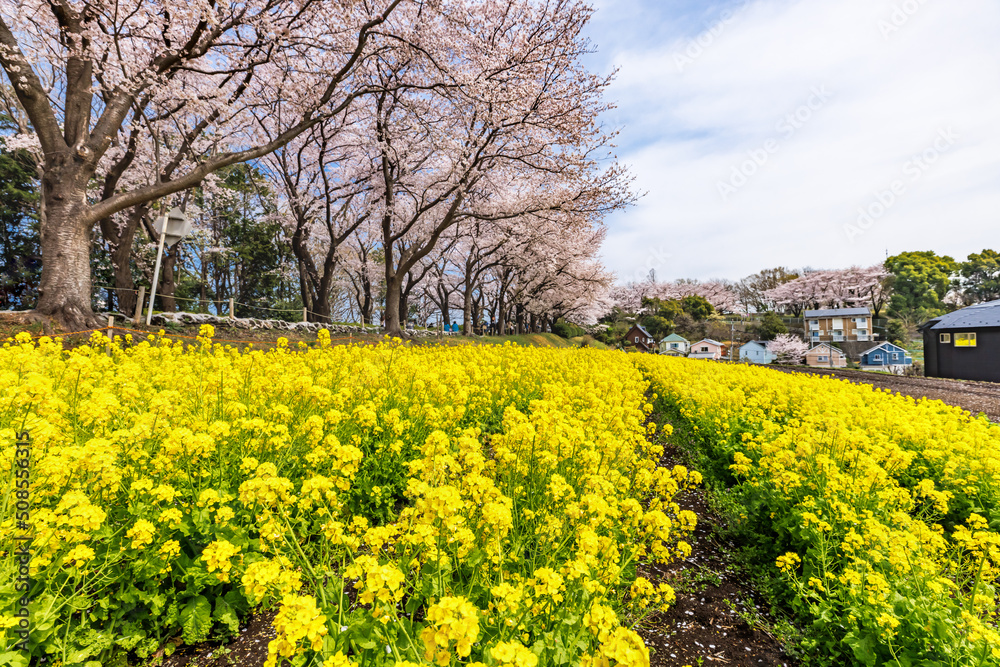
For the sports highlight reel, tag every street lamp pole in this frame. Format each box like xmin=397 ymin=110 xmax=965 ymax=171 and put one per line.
xmin=145 ymin=207 xmax=191 ymax=326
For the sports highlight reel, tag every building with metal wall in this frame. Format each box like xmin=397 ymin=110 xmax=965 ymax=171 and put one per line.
xmin=920 ymin=300 xmax=1000 ymax=382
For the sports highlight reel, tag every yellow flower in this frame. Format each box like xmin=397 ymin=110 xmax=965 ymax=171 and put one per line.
xmin=159 ymin=540 xmax=182 ymax=559
xmin=322 ymin=651 xmax=354 ymax=667
xmin=490 ymin=640 xmax=538 ymax=667
xmin=420 ymin=596 xmax=480 ymax=663
xmin=126 ymin=519 xmax=156 ymax=550
xmin=265 ymin=594 xmax=328 ymax=667
xmin=202 ymin=540 xmax=241 ymax=582
xmin=158 ymin=507 xmax=184 ymax=528
xmin=151 ymin=484 xmax=178 ymax=503
xmin=776 ymin=552 xmax=801 ymax=574
xmin=64 ymin=544 xmax=96 ymax=567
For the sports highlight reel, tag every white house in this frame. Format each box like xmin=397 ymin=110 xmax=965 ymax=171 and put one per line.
xmin=739 ymin=340 xmax=776 ymax=364
xmin=659 ymin=333 xmax=690 ymax=356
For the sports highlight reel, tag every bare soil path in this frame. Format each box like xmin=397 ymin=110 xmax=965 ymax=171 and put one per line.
xmin=636 ymin=442 xmax=797 ymax=667
xmin=770 ymin=366 xmax=1000 ymax=422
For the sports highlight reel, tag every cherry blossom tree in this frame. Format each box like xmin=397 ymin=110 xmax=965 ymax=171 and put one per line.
xmin=735 ymin=267 xmax=799 ymax=313
xmin=764 ymin=265 xmax=890 ymax=317
xmin=767 ymin=334 xmax=809 ymax=365
xmin=422 ymin=244 xmax=463 ymax=328
xmin=610 ymin=279 xmax=741 ymax=315
xmin=341 ymin=221 xmax=383 ymax=326
xmin=0 ymin=0 xmax=403 ymax=328
xmin=361 ymin=0 xmax=631 ymax=337
xmin=266 ymin=119 xmax=373 ymax=322
xmin=496 ymin=217 xmax=612 ymax=331
xmin=452 ymin=220 xmax=517 ymax=335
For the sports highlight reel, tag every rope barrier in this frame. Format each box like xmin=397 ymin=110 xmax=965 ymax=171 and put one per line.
xmin=20 ymin=326 xmax=110 ymax=340
xmin=93 ymin=284 xmax=377 ymax=324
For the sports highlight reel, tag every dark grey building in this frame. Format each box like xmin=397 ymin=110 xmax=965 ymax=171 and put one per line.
xmin=920 ymin=300 xmax=1000 ymax=382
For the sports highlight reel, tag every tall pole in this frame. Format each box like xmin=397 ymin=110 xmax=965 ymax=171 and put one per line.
xmin=133 ymin=286 xmax=145 ymax=324
xmin=146 ymin=220 xmax=167 ymax=326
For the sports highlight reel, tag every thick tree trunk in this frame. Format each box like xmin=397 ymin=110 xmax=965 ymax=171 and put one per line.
xmin=314 ymin=291 xmax=332 ymax=325
xmin=497 ymin=293 xmax=506 ymax=336
xmin=437 ymin=285 xmax=452 ymax=327
xmin=384 ymin=275 xmax=404 ymax=337
xmin=360 ymin=282 xmax=373 ymax=325
xmin=159 ymin=246 xmax=178 ymax=312
xmin=35 ymin=180 xmax=101 ymax=330
xmin=99 ymin=205 xmax=146 ymax=317
xmin=399 ymin=290 xmax=409 ymax=330
xmin=110 ymin=231 xmax=138 ymax=315
xmin=462 ymin=279 xmax=474 ymax=336
xmin=298 ymin=261 xmax=312 ymax=316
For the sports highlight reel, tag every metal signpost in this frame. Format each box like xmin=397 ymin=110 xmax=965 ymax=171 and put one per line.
xmin=145 ymin=207 xmax=192 ymax=326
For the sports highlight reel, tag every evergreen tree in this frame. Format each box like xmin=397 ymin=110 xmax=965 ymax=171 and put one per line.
xmin=0 ymin=115 xmax=40 ymax=309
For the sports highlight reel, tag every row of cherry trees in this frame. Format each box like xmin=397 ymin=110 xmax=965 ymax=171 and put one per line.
xmin=610 ymin=264 xmax=891 ymax=318
xmin=0 ymin=0 xmax=629 ymax=335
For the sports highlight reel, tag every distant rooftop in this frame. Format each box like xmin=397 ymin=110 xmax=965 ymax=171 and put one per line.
xmin=807 ymin=343 xmax=845 ymax=354
xmin=693 ymin=339 xmax=723 ymax=346
xmin=921 ymin=299 xmax=1000 ymax=330
xmin=803 ymin=307 xmax=871 ymax=318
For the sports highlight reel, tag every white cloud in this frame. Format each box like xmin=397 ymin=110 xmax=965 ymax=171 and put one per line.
xmin=590 ymin=0 xmax=1000 ymax=281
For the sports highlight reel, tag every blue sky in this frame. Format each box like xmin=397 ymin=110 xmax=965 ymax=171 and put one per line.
xmin=584 ymin=0 xmax=1000 ymax=284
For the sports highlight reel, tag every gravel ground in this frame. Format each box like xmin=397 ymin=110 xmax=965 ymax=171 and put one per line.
xmin=771 ymin=366 xmax=1000 ymax=422
xmin=159 ymin=610 xmax=275 ymax=667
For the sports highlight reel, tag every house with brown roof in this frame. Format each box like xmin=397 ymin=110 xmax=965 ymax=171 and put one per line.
xmin=624 ymin=324 xmax=656 ymax=353
xmin=804 ymin=343 xmax=848 ymax=368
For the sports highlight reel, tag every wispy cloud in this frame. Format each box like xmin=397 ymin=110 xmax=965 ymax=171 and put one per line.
xmin=587 ymin=0 xmax=1000 ymax=280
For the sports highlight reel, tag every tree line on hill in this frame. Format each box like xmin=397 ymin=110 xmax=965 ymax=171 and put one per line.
xmin=596 ymin=250 xmax=999 ymax=349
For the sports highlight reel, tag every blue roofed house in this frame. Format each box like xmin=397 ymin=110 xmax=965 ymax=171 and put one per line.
xmin=659 ymin=333 xmax=690 ymax=356
xmin=860 ymin=342 xmax=912 ymax=373
xmin=739 ymin=340 xmax=776 ymax=364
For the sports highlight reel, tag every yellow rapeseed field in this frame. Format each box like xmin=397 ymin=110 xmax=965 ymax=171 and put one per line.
xmin=636 ymin=355 xmax=1000 ymax=667
xmin=0 ymin=328 xmax=698 ymax=667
